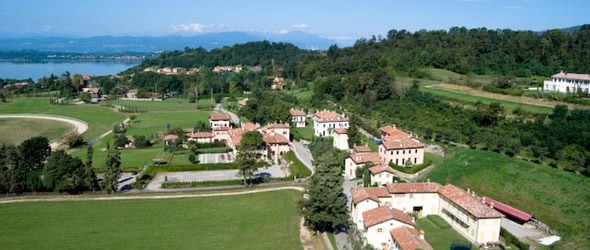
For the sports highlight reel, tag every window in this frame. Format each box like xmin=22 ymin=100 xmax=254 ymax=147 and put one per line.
xmin=396 ymin=151 xmax=399 ymax=155
xmin=415 ymin=149 xmax=418 ymax=153
xmin=414 ymin=158 xmax=417 ymax=164
xmin=390 ymin=151 xmax=393 ymax=155
xmin=377 ymin=228 xmax=383 ymax=233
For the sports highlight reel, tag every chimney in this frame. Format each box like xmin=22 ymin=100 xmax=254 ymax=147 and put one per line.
xmin=419 ymin=230 xmax=425 ymax=240
xmin=490 ymin=202 xmax=494 ymax=209
xmin=467 ymin=188 xmax=470 ymax=194
xmin=482 ymin=197 xmax=486 ymax=204
xmin=426 ymin=178 xmax=430 ymax=183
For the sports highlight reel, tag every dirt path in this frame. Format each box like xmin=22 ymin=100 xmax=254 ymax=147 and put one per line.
xmin=0 ymin=114 xmax=89 ymax=149
xmin=430 ymin=83 xmax=589 ymax=110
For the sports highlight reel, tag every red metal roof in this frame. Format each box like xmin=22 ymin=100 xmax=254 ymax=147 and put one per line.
xmin=482 ymin=196 xmax=533 ymax=223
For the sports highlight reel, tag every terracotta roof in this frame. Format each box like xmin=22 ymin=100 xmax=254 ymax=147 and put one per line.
xmin=482 ymin=196 xmax=533 ymax=223
xmin=186 ymin=132 xmax=213 ymax=138
xmin=362 ymin=206 xmax=415 ymax=228
xmin=163 ymin=134 xmax=178 ymax=140
xmin=289 ymin=108 xmax=306 ymax=116
xmin=390 ymin=227 xmax=433 ymax=250
xmin=213 ymin=126 xmax=231 ymax=131
xmin=353 ymin=145 xmax=372 ymax=153
xmin=438 ymin=184 xmax=503 ymax=218
xmin=351 ymin=187 xmax=389 ymax=204
xmin=349 ymin=152 xmax=381 ymax=165
xmin=238 ymin=98 xmax=248 ymax=106
xmin=209 ymin=112 xmax=231 ymax=121
xmin=552 ymin=71 xmax=590 ymax=81
xmin=314 ymin=110 xmax=348 ymax=122
xmin=230 ymin=128 xmax=244 ymax=146
xmin=242 ymin=122 xmax=260 ymax=132
xmin=263 ymin=123 xmax=290 ymax=129
xmin=334 ymin=127 xmax=347 ymax=134
xmin=263 ymin=134 xmax=289 ymax=144
xmin=385 ymin=182 xmax=441 ymax=194
xmin=379 ymin=125 xmax=424 ymax=150
xmin=369 ymin=165 xmax=396 ymax=175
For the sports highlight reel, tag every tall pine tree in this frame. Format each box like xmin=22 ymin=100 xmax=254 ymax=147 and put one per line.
xmin=102 ymin=147 xmax=121 ymax=194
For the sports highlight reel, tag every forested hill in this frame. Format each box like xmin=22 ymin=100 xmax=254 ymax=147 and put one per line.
xmin=131 ymin=41 xmax=320 ymax=73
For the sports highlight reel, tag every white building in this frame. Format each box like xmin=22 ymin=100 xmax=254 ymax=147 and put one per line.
xmin=362 ymin=206 xmax=417 ymax=250
xmin=289 ymin=108 xmax=306 ymax=127
xmin=313 ymin=110 xmax=349 ymax=137
xmin=209 ymin=112 xmax=231 ymax=129
xmin=368 ymin=165 xmax=396 ymax=186
xmin=333 ymin=128 xmax=349 ymax=150
xmin=344 ymin=152 xmax=381 ymax=179
xmin=351 ymin=182 xmax=503 ymax=247
xmin=544 ymin=70 xmax=590 ymax=94
xmin=378 ymin=125 xmax=424 ymax=166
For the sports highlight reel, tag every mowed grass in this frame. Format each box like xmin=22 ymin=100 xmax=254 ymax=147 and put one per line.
xmin=126 ymin=111 xmax=210 ymax=136
xmin=424 ymin=146 xmax=590 ymax=250
xmin=293 ymin=120 xmax=314 ymax=141
xmin=0 ymin=118 xmax=73 ymax=145
xmin=0 ymin=98 xmax=126 ymax=140
xmin=422 ymin=86 xmax=553 ymax=114
xmin=0 ymin=190 xmax=302 ymax=250
xmin=416 ymin=215 xmax=470 ymax=250
xmin=109 ymin=98 xmax=214 ymax=112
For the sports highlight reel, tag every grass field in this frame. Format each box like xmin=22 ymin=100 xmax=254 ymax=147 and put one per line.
xmin=0 ymin=98 xmax=126 ymax=140
xmin=424 ymin=146 xmax=590 ymax=250
xmin=422 ymin=85 xmax=553 ymax=114
xmin=0 ymin=190 xmax=302 ymax=250
xmin=108 ymin=98 xmax=214 ymax=112
xmin=0 ymin=118 xmax=73 ymax=145
xmin=416 ymin=215 xmax=471 ymax=250
xmin=125 ymin=111 xmax=210 ymax=136
xmin=293 ymin=120 xmax=314 ymax=141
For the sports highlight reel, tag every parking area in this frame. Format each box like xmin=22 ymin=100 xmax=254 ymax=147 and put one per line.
xmin=198 ymin=153 xmax=234 ymax=164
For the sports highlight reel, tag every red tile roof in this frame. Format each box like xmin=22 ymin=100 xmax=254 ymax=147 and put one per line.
xmin=369 ymin=165 xmax=396 ymax=175
xmin=438 ymin=184 xmax=503 ymax=218
xmin=385 ymin=182 xmax=441 ymax=194
xmin=390 ymin=227 xmax=433 ymax=250
xmin=230 ymin=128 xmax=244 ymax=146
xmin=351 ymin=187 xmax=389 ymax=204
xmin=349 ymin=152 xmax=381 ymax=165
xmin=212 ymin=126 xmax=231 ymax=131
xmin=289 ymin=108 xmax=306 ymax=116
xmin=552 ymin=71 xmax=590 ymax=81
xmin=186 ymin=132 xmax=213 ymax=138
xmin=263 ymin=123 xmax=290 ymax=129
xmin=362 ymin=206 xmax=415 ymax=228
xmin=353 ymin=145 xmax=372 ymax=153
xmin=314 ymin=110 xmax=348 ymax=122
xmin=334 ymin=127 xmax=347 ymax=134
xmin=482 ymin=196 xmax=532 ymax=223
xmin=242 ymin=122 xmax=260 ymax=132
xmin=379 ymin=125 xmax=424 ymax=150
xmin=209 ymin=112 xmax=231 ymax=121
xmin=263 ymin=134 xmax=289 ymax=144
xmin=163 ymin=134 xmax=178 ymax=140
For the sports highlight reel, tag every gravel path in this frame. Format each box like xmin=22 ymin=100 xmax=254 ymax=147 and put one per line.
xmin=0 ymin=114 xmax=89 ymax=149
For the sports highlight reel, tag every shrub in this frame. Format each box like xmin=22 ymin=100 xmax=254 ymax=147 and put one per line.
xmin=133 ymin=135 xmax=151 ymax=148
xmin=389 ymin=159 xmax=433 ymax=174
xmin=65 ymin=133 xmax=85 ymax=148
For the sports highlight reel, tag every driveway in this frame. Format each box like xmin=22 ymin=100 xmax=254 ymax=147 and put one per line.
xmin=215 ymin=103 xmax=240 ymax=124
xmin=198 ymin=152 xmax=234 ymax=164
xmin=291 ymin=141 xmax=314 ymax=174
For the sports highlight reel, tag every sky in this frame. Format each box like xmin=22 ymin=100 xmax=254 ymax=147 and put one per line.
xmin=0 ymin=0 xmax=588 ymax=41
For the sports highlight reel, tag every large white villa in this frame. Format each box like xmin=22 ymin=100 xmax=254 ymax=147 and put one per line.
xmin=313 ymin=110 xmax=349 ymax=137
xmin=543 ymin=70 xmax=590 ymax=94
xmin=351 ymin=182 xmax=503 ymax=250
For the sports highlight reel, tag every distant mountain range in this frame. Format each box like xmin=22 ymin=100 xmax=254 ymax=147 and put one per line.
xmin=0 ymin=31 xmax=345 ymax=53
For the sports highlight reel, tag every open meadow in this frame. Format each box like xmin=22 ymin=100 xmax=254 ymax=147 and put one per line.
xmin=0 ymin=98 xmax=126 ymax=140
xmin=0 ymin=190 xmax=302 ymax=250
xmin=424 ymin=146 xmax=590 ymax=250
xmin=108 ymin=97 xmax=214 ymax=112
xmin=0 ymin=118 xmax=73 ymax=145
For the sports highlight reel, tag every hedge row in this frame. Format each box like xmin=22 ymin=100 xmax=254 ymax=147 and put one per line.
xmin=389 ymin=159 xmax=433 ymax=174
xmin=161 ymin=176 xmax=295 ymax=189
xmin=500 ymin=227 xmax=530 ymax=250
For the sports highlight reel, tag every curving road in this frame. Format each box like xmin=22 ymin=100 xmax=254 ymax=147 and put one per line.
xmin=0 ymin=114 xmax=89 ymax=149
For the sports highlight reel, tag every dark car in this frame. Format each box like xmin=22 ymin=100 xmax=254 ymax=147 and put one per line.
xmin=253 ymin=172 xmax=272 ymax=179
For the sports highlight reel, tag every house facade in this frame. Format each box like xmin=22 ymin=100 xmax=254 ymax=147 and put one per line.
xmin=368 ymin=165 xmax=396 ymax=186
xmin=543 ymin=70 xmax=590 ymax=94
xmin=209 ymin=112 xmax=231 ymax=129
xmin=333 ymin=128 xmax=349 ymax=150
xmin=344 ymin=152 xmax=381 ymax=179
xmin=313 ymin=110 xmax=349 ymax=137
xmin=186 ymin=132 xmax=214 ymax=144
xmin=378 ymin=125 xmax=425 ymax=166
xmin=289 ymin=108 xmax=306 ymax=127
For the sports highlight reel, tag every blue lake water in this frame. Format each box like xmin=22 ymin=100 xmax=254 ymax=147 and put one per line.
xmin=0 ymin=62 xmax=137 ymax=80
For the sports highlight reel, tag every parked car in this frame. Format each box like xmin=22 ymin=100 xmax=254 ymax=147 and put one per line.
xmin=253 ymin=172 xmax=272 ymax=179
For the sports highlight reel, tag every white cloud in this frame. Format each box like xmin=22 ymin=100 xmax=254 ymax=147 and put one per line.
xmin=290 ymin=23 xmax=309 ymax=29
xmin=169 ymin=23 xmax=226 ymax=33
xmin=278 ymin=29 xmax=289 ymax=34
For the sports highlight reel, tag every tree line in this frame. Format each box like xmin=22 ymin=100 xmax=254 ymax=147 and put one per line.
xmin=0 ymin=136 xmax=122 ymax=194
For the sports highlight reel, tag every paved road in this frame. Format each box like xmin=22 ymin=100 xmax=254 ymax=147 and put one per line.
xmin=0 ymin=114 xmax=89 ymax=149
xmin=215 ymin=103 xmax=240 ymax=124
xmin=291 ymin=140 xmax=315 ymax=174
xmin=334 ymin=178 xmax=362 ymax=250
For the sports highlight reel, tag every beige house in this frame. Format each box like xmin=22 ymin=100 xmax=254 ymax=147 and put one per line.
xmin=378 ymin=125 xmax=424 ymax=166
xmin=313 ymin=110 xmax=349 ymax=137
xmin=126 ymin=89 xmax=138 ymax=99
xmin=333 ymin=127 xmax=349 ymax=150
xmin=351 ymin=182 xmax=503 ymax=247
xmin=271 ymin=76 xmax=285 ymax=90
xmin=229 ymin=122 xmax=291 ymax=161
xmin=186 ymin=131 xmax=214 ymax=143
xmin=344 ymin=152 xmax=381 ymax=179
xmin=368 ymin=165 xmax=396 ymax=186
xmin=362 ymin=206 xmax=416 ymax=250
xmin=289 ymin=108 xmax=306 ymax=127
xmin=209 ymin=112 xmax=231 ymax=129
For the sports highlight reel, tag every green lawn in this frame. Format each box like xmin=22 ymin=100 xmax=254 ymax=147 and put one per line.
xmin=0 ymin=98 xmax=126 ymax=141
xmin=326 ymin=232 xmax=338 ymax=250
xmin=0 ymin=118 xmax=73 ymax=145
xmin=422 ymin=86 xmax=553 ymax=114
xmin=108 ymin=98 xmax=214 ymax=112
xmin=416 ymin=215 xmax=471 ymax=250
xmin=284 ymin=151 xmax=311 ymax=178
xmin=424 ymin=146 xmax=590 ymax=250
xmin=293 ymin=119 xmax=314 ymax=141
xmin=126 ymin=111 xmax=210 ymax=136
xmin=0 ymin=190 xmax=302 ymax=250
xmin=286 ymin=88 xmax=313 ymax=101
xmin=360 ymin=133 xmax=378 ymax=152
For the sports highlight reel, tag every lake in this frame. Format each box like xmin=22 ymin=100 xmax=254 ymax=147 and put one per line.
xmin=0 ymin=62 xmax=137 ymax=80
